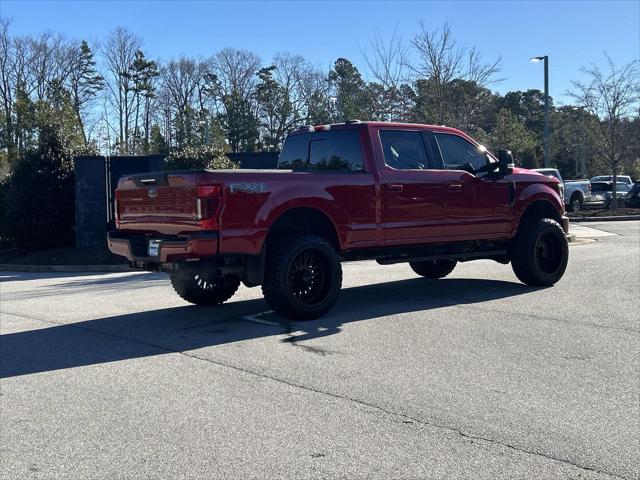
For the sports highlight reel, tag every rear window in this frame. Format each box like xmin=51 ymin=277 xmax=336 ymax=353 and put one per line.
xmin=278 ymin=130 xmax=364 ymax=172
xmin=591 ymin=183 xmax=610 ymax=192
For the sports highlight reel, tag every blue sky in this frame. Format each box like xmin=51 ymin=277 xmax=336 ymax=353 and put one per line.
xmin=2 ymin=0 xmax=638 ymax=104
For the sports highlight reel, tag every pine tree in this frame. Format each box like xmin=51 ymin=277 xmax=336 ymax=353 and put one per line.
xmin=131 ymin=50 xmax=159 ymax=152
xmin=68 ymin=41 xmax=104 ymax=145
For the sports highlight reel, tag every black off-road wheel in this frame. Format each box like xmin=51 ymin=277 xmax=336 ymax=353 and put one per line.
xmin=262 ymin=234 xmax=342 ymax=320
xmin=510 ymin=218 xmax=568 ymax=286
xmin=568 ymin=194 xmax=583 ymax=212
xmin=409 ymin=259 xmax=457 ymax=279
xmin=170 ymin=268 xmax=240 ymax=306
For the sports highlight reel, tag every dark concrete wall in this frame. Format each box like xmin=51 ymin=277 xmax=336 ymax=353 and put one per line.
xmin=74 ymin=155 xmax=167 ymax=247
xmin=74 ymin=156 xmax=107 ymax=248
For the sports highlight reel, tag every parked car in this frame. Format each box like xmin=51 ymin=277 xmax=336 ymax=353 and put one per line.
xmin=563 ymin=179 xmax=591 ymax=212
xmin=626 ymin=181 xmax=640 ymax=208
xmin=590 ymin=175 xmax=633 ymax=186
xmin=533 ymin=168 xmax=564 ymax=201
xmin=109 ymin=121 xmax=569 ymax=320
xmin=585 ymin=181 xmax=631 ymax=208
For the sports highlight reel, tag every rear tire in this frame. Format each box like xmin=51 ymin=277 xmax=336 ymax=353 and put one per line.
xmin=510 ymin=218 xmax=568 ymax=286
xmin=409 ymin=259 xmax=457 ymax=279
xmin=170 ymin=268 xmax=240 ymax=306
xmin=262 ymin=234 xmax=342 ymax=320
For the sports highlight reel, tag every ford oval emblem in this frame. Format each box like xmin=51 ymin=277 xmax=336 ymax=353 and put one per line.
xmin=147 ymin=188 xmax=158 ymax=198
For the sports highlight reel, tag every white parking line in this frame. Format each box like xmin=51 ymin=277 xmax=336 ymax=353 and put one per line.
xmin=241 ymin=311 xmax=280 ymax=326
xmin=570 ymin=224 xmax=618 ymax=238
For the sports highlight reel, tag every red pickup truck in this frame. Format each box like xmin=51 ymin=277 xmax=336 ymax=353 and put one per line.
xmin=108 ymin=121 xmax=569 ymax=319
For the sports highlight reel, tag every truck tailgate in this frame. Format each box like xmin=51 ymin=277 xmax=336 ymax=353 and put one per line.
xmin=116 ymin=171 xmax=206 ymax=235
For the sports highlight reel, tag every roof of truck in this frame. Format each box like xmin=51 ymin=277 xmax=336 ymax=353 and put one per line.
xmin=288 ymin=121 xmax=463 ymax=136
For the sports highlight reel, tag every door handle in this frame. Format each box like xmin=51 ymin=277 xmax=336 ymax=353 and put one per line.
xmin=387 ymin=184 xmax=404 ymax=192
xmin=447 ymin=183 xmax=462 ymax=192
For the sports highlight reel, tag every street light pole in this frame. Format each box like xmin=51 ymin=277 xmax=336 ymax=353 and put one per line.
xmin=531 ymin=55 xmax=550 ymax=167
xmin=572 ymin=105 xmax=587 ymax=177
xmin=543 ymin=56 xmax=549 ymax=168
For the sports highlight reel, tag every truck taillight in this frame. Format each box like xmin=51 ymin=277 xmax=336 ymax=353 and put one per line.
xmin=196 ymin=184 xmax=222 ymax=229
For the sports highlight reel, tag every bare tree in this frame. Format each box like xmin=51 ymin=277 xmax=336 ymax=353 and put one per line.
xmin=102 ymin=27 xmax=141 ymax=153
xmin=297 ymin=67 xmax=334 ymax=125
xmin=211 ymin=48 xmax=261 ymax=152
xmin=569 ymin=54 xmax=640 ymax=207
xmin=0 ymin=19 xmax=15 ymax=157
xmin=361 ymin=27 xmax=411 ymax=120
xmin=211 ymin=48 xmax=261 ymax=102
xmin=466 ymin=46 xmax=503 ymax=86
xmin=160 ymin=56 xmax=210 ymax=148
xmin=28 ymin=32 xmax=72 ymax=101
xmin=256 ymin=53 xmax=313 ymax=148
xmin=410 ymin=22 xmax=502 ymax=123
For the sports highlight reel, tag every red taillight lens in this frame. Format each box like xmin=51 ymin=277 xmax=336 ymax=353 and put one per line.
xmin=197 ymin=185 xmax=221 ymax=197
xmin=196 ymin=184 xmax=222 ymax=230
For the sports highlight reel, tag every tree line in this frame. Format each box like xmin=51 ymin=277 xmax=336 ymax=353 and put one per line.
xmin=0 ymin=19 xmax=638 ymax=180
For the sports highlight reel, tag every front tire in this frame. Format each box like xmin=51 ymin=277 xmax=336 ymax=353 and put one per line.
xmin=170 ymin=268 xmax=240 ymax=305
xmin=568 ymin=194 xmax=583 ymax=212
xmin=510 ymin=218 xmax=568 ymax=286
xmin=409 ymin=260 xmax=457 ymax=279
xmin=262 ymin=234 xmax=342 ymax=320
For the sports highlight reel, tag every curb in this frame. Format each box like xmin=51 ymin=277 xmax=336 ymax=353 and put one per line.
xmin=569 ymin=215 xmax=640 ymax=223
xmin=0 ymin=264 xmax=132 ymax=273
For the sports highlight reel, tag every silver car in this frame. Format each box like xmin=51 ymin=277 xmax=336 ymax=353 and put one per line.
xmin=590 ymin=175 xmax=633 ymax=186
xmin=586 ymin=181 xmax=631 ymax=208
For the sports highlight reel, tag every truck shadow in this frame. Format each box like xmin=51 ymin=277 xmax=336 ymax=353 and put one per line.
xmin=1 ymin=277 xmax=539 ymax=378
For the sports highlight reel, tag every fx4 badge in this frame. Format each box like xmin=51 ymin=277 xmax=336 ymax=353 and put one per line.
xmin=229 ymin=183 xmax=267 ymax=194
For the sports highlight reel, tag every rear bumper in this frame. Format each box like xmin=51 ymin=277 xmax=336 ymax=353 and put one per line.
xmin=561 ymin=215 xmax=569 ymax=234
xmin=107 ymin=230 xmax=218 ymax=264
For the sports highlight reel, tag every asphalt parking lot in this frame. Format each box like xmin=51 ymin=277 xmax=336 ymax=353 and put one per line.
xmin=1 ymin=221 xmax=638 ymax=479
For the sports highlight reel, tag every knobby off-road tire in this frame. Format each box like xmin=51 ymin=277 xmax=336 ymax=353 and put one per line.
xmin=510 ymin=218 xmax=568 ymax=286
xmin=409 ymin=260 xmax=457 ymax=279
xmin=170 ymin=268 xmax=240 ymax=306
xmin=262 ymin=234 xmax=342 ymax=320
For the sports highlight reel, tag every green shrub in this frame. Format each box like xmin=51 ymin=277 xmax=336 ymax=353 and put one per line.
xmin=1 ymin=132 xmax=75 ymax=251
xmin=164 ymin=144 xmax=238 ymax=171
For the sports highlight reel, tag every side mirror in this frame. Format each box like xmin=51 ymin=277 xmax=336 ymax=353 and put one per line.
xmin=497 ymin=149 xmax=514 ymax=175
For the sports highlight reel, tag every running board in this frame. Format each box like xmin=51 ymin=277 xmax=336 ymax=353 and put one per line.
xmin=376 ymin=250 xmax=508 ymax=265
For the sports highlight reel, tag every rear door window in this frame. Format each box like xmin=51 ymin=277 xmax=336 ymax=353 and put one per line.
xmin=278 ymin=130 xmax=364 ymax=171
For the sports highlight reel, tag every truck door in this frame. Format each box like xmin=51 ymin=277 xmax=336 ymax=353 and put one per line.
xmin=376 ymin=129 xmax=445 ymax=246
xmin=429 ymin=131 xmax=511 ymax=240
